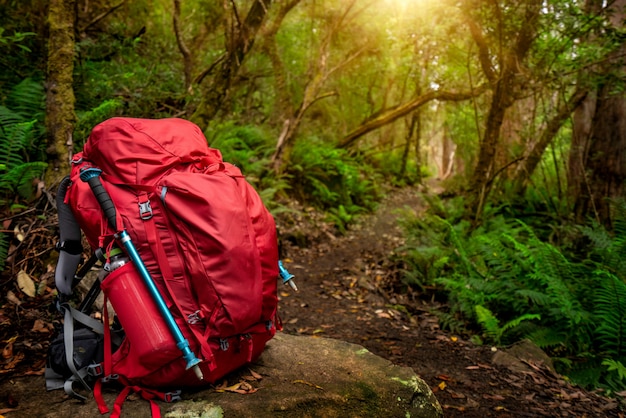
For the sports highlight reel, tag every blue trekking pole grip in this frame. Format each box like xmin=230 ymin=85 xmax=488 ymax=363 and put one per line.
xmin=79 ymin=167 xmax=203 ymax=380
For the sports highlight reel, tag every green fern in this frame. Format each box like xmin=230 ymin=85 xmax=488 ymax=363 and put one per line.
xmin=593 ymin=270 xmax=626 ymax=358
xmin=475 ymin=305 xmax=540 ymax=345
xmin=0 ymin=161 xmax=47 ymax=204
xmin=5 ymin=77 xmax=45 ymax=123
xmin=286 ymin=137 xmax=381 ymax=230
xmin=0 ymin=120 xmax=36 ymax=169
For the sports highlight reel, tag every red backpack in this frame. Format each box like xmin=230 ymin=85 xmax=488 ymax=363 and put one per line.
xmin=50 ymin=117 xmax=281 ymax=414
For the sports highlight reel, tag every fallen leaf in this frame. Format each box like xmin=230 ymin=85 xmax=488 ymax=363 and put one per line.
xmin=483 ymin=394 xmax=505 ymax=400
xmin=17 ymin=270 xmax=36 ymax=297
xmin=6 ymin=291 xmax=21 ymax=306
xmin=215 ymin=381 xmax=242 ymax=392
xmin=248 ymin=369 xmax=263 ymax=380
xmin=13 ymin=225 xmax=24 ymax=242
xmin=2 ymin=341 xmax=13 ymax=359
xmin=215 ymin=379 xmax=259 ymax=394
xmin=1 ymin=351 xmax=24 ymax=371
xmin=292 ymin=379 xmax=324 ymax=390
xmin=31 ymin=319 xmax=50 ymax=333
xmin=24 ymin=367 xmax=45 ymax=376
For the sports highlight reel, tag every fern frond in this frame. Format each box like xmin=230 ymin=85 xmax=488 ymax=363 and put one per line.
xmin=525 ymin=327 xmax=569 ymax=351
xmin=0 ymin=120 xmax=36 ymax=170
xmin=475 ymin=305 xmax=500 ymax=341
xmin=0 ymin=105 xmax=25 ymax=128
xmin=5 ymin=77 xmax=45 ymax=122
xmin=0 ymin=161 xmax=47 ymax=200
xmin=593 ymin=270 xmax=626 ymax=357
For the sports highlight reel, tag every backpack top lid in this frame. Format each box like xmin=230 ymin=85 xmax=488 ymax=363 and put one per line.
xmin=83 ymin=117 xmax=219 ymax=185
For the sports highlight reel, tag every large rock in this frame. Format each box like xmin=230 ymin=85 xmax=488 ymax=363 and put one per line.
xmin=1 ymin=333 xmax=442 ymax=417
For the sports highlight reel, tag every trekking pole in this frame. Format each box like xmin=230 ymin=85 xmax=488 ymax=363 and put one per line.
xmin=278 ymin=260 xmax=298 ymax=291
xmin=79 ymin=167 xmax=203 ymax=380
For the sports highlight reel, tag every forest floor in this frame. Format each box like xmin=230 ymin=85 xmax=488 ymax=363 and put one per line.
xmin=0 ymin=183 xmax=624 ymax=417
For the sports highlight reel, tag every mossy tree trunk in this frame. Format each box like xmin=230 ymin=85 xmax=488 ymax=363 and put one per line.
xmin=45 ymin=0 xmax=77 ymax=185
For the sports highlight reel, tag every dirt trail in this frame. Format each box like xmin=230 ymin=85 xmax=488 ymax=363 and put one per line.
xmin=276 ymin=186 xmax=622 ymax=418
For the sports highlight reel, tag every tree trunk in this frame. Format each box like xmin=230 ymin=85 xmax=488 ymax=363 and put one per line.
xmin=572 ymin=89 xmax=626 ymax=226
xmin=189 ymin=0 xmax=272 ymax=128
xmin=568 ymin=0 xmax=626 ymax=226
xmin=512 ymin=88 xmax=588 ymax=196
xmin=45 ymin=0 xmax=77 ymax=185
xmin=465 ymin=0 xmax=542 ymax=220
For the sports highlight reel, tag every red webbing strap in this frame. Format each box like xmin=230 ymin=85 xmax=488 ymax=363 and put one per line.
xmin=111 ymin=385 xmax=133 ymax=418
xmin=141 ymin=194 xmax=215 ymax=368
xmin=110 ymin=385 xmax=164 ymax=418
xmin=150 ymin=399 xmax=161 ymax=418
xmin=93 ymin=379 xmax=110 ymax=415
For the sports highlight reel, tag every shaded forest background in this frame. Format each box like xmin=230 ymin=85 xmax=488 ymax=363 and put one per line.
xmin=2 ymin=0 xmax=626 ymax=397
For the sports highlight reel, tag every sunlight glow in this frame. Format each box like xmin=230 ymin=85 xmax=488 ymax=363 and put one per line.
xmin=378 ymin=0 xmax=436 ymax=19
xmin=383 ymin=0 xmax=432 ymax=10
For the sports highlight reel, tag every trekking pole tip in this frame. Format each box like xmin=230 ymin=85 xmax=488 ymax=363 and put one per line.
xmin=287 ymin=280 xmax=298 ymax=292
xmin=192 ymin=364 xmax=204 ymax=381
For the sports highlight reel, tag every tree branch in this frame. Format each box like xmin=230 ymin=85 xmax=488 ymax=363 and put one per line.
xmin=78 ymin=0 xmax=126 ymax=34
xmin=338 ymin=84 xmax=488 ymax=149
xmin=173 ymin=0 xmax=193 ymax=91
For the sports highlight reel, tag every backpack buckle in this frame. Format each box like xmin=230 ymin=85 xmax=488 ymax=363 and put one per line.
xmin=88 ymin=363 xmax=104 ymax=377
xmin=101 ymin=374 xmax=119 ymax=383
xmin=164 ymin=390 xmax=182 ymax=402
xmin=138 ymin=201 xmax=153 ymax=220
xmin=187 ymin=310 xmax=203 ymax=325
xmin=219 ymin=338 xmax=229 ymax=351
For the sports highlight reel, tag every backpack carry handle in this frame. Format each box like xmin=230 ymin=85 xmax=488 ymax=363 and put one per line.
xmin=79 ymin=167 xmax=204 ymax=381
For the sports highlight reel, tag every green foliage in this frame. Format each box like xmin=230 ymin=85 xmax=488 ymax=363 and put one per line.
xmin=0 ymin=79 xmax=48 ymax=271
xmin=0 ymin=119 xmax=48 ymax=207
xmin=399 ymin=195 xmax=626 ymax=393
xmin=73 ymin=99 xmax=124 ymax=149
xmin=286 ymin=137 xmax=381 ymax=231
xmin=593 ymin=271 xmax=626 ymax=358
xmin=0 ymin=78 xmax=46 ymax=158
xmin=366 ymin=150 xmax=425 ymax=186
xmin=474 ymin=304 xmax=540 ymax=345
xmin=208 ymin=123 xmax=274 ymax=177
xmin=206 ymin=122 xmax=290 ymax=213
